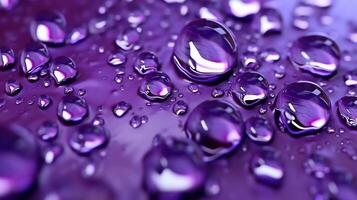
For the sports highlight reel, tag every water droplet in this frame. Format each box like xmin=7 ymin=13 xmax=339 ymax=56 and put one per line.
xmin=134 ymin=52 xmax=160 ymax=75
xmin=66 ymin=26 xmax=88 ymax=45
xmin=30 ymin=12 xmax=66 ymax=45
xmin=337 ymin=96 xmax=357 ymax=128
xmin=256 ymin=8 xmax=283 ymax=35
xmin=57 ymin=95 xmax=89 ymax=124
xmin=112 ymin=101 xmax=132 ymax=118
xmin=344 ymin=72 xmax=357 ymax=86
xmin=0 ymin=126 xmax=41 ymax=198
xmin=173 ymin=19 xmax=237 ymax=83
xmin=199 ymin=7 xmax=223 ymax=21
xmin=289 ymin=34 xmax=340 ymax=77
xmin=232 ymin=72 xmax=269 ymax=108
xmin=128 ymin=10 xmax=146 ymax=27
xmin=20 ymin=42 xmax=50 ymax=75
xmin=223 ymin=0 xmax=261 ymax=19
xmin=130 ymin=115 xmax=142 ymax=128
xmin=115 ymin=29 xmax=140 ymax=51
xmin=0 ymin=47 xmax=15 ymax=70
xmin=42 ymin=144 xmax=63 ymax=164
xmin=304 ymin=153 xmax=330 ymax=179
xmin=5 ymin=79 xmax=22 ymax=96
xmin=302 ymin=0 xmax=332 ymax=8
xmin=211 ymin=88 xmax=225 ymax=98
xmin=108 ymin=52 xmax=126 ymax=67
xmin=37 ymin=121 xmax=59 ymax=142
xmin=143 ymin=137 xmax=207 ymax=198
xmin=188 ymin=83 xmax=199 ymax=94
xmin=185 ymin=100 xmax=244 ymax=161
xmin=37 ymin=95 xmax=52 ymax=110
xmin=240 ymin=51 xmax=259 ymax=69
xmin=0 ymin=0 xmax=18 ymax=10
xmin=139 ymin=72 xmax=173 ymax=102
xmin=273 ymin=81 xmax=331 ymax=136
xmin=88 ymin=15 xmax=114 ymax=34
xmin=260 ymin=48 xmax=281 ymax=63
xmin=173 ymin=100 xmax=188 ymax=116
xmin=50 ymin=56 xmax=78 ymax=85
xmin=250 ymin=148 xmax=284 ymax=187
xmin=69 ymin=124 xmax=109 ymax=155
xmin=245 ymin=117 xmax=274 ymax=144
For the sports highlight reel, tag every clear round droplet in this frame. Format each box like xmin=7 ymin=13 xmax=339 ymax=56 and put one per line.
xmin=112 ymin=101 xmax=131 ymax=118
xmin=30 ymin=12 xmax=66 ymax=45
xmin=260 ymin=48 xmax=281 ymax=63
xmin=289 ymin=34 xmax=340 ymax=77
xmin=115 ymin=29 xmax=140 ymax=51
xmin=37 ymin=121 xmax=59 ymax=142
xmin=256 ymin=8 xmax=283 ymax=35
xmin=69 ymin=124 xmax=109 ymax=155
xmin=173 ymin=100 xmax=188 ymax=116
xmin=134 ymin=52 xmax=160 ymax=75
xmin=37 ymin=95 xmax=52 ymax=110
xmin=185 ymin=100 xmax=244 ymax=161
xmin=42 ymin=144 xmax=63 ymax=164
xmin=108 ymin=52 xmax=127 ymax=67
xmin=20 ymin=42 xmax=50 ymax=75
xmin=50 ymin=56 xmax=78 ymax=85
xmin=337 ymin=96 xmax=357 ymax=128
xmin=139 ymin=72 xmax=173 ymax=102
xmin=143 ymin=137 xmax=207 ymax=198
xmin=0 ymin=47 xmax=15 ymax=70
xmin=250 ymin=148 xmax=284 ymax=187
xmin=232 ymin=72 xmax=269 ymax=107
xmin=130 ymin=115 xmax=142 ymax=129
xmin=273 ymin=81 xmax=331 ymax=136
xmin=5 ymin=79 xmax=22 ymax=96
xmin=66 ymin=26 xmax=88 ymax=45
xmin=173 ymin=19 xmax=237 ymax=83
xmin=245 ymin=117 xmax=274 ymax=144
xmin=57 ymin=95 xmax=89 ymax=124
xmin=223 ymin=0 xmax=261 ymax=19
xmin=0 ymin=126 xmax=41 ymax=198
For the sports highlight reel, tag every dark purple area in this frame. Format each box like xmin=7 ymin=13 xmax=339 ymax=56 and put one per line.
xmin=0 ymin=0 xmax=357 ymax=200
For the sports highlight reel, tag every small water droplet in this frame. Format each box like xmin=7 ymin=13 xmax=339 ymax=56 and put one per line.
xmin=108 ymin=52 xmax=127 ymax=67
xmin=223 ymin=0 xmax=261 ymax=19
xmin=337 ymin=96 xmax=357 ymax=128
xmin=37 ymin=95 xmax=52 ymax=110
xmin=139 ymin=72 xmax=173 ymax=102
xmin=245 ymin=117 xmax=274 ymax=144
xmin=0 ymin=47 xmax=15 ymax=70
xmin=57 ymin=95 xmax=89 ymax=124
xmin=173 ymin=100 xmax=188 ymax=116
xmin=50 ymin=56 xmax=78 ymax=85
xmin=113 ymin=101 xmax=132 ymax=118
xmin=5 ymin=79 xmax=22 ymax=96
xmin=134 ymin=52 xmax=160 ymax=75
xmin=21 ymin=42 xmax=50 ymax=75
xmin=66 ymin=26 xmax=88 ymax=45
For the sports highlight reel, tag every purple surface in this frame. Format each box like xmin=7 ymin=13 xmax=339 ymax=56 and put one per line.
xmin=0 ymin=0 xmax=357 ymax=199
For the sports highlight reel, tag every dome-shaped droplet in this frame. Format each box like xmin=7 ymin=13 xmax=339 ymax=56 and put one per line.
xmin=223 ymin=0 xmax=261 ymax=19
xmin=134 ymin=52 xmax=160 ymax=75
xmin=173 ymin=19 xmax=237 ymax=83
xmin=173 ymin=100 xmax=188 ymax=116
xmin=30 ymin=12 xmax=66 ymax=45
xmin=66 ymin=26 xmax=88 ymax=45
xmin=115 ymin=29 xmax=140 ymax=51
xmin=69 ymin=124 xmax=109 ymax=155
xmin=50 ymin=56 xmax=78 ymax=85
xmin=37 ymin=121 xmax=59 ymax=142
xmin=273 ymin=81 xmax=331 ymax=136
xmin=245 ymin=117 xmax=273 ymax=144
xmin=139 ymin=72 xmax=173 ymax=102
xmin=20 ymin=42 xmax=50 ymax=75
xmin=289 ymin=34 xmax=340 ymax=77
xmin=57 ymin=95 xmax=89 ymax=124
xmin=143 ymin=137 xmax=207 ymax=199
xmin=107 ymin=52 xmax=126 ymax=67
xmin=5 ymin=79 xmax=22 ymax=96
xmin=232 ymin=72 xmax=269 ymax=108
xmin=112 ymin=101 xmax=131 ymax=118
xmin=260 ymin=48 xmax=281 ymax=63
xmin=42 ymin=143 xmax=63 ymax=164
xmin=337 ymin=96 xmax=357 ymax=128
xmin=0 ymin=126 xmax=41 ymax=198
xmin=0 ymin=47 xmax=15 ymax=70
xmin=185 ymin=100 xmax=244 ymax=161
xmin=250 ymin=148 xmax=284 ymax=187
xmin=0 ymin=0 xmax=18 ymax=10
xmin=256 ymin=8 xmax=283 ymax=35
xmin=37 ymin=95 xmax=52 ymax=110
xmin=344 ymin=72 xmax=357 ymax=86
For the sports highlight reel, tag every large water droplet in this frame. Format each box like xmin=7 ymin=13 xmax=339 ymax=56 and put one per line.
xmin=0 ymin=126 xmax=41 ymax=198
xmin=20 ymin=42 xmax=50 ymax=75
xmin=69 ymin=124 xmax=109 ymax=155
xmin=337 ymin=96 xmax=357 ymax=128
xmin=30 ymin=12 xmax=66 ymax=45
xmin=139 ymin=72 xmax=173 ymax=102
xmin=37 ymin=121 xmax=59 ymax=142
xmin=143 ymin=137 xmax=207 ymax=199
xmin=250 ymin=148 xmax=284 ymax=187
xmin=245 ymin=117 xmax=273 ymax=144
xmin=232 ymin=72 xmax=269 ymax=108
xmin=223 ymin=0 xmax=261 ymax=19
xmin=173 ymin=19 xmax=237 ymax=83
xmin=0 ymin=47 xmax=15 ymax=70
xmin=289 ymin=34 xmax=340 ymax=77
xmin=185 ymin=100 xmax=244 ymax=161
xmin=5 ymin=79 xmax=22 ymax=96
xmin=57 ymin=95 xmax=89 ymax=124
xmin=273 ymin=81 xmax=331 ymax=136
xmin=134 ymin=52 xmax=160 ymax=75
xmin=50 ymin=56 xmax=78 ymax=85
